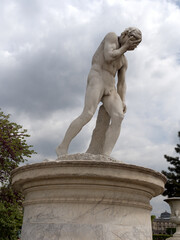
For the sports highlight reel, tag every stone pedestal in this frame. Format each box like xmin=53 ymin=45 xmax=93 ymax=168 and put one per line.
xmin=164 ymin=198 xmax=180 ymax=240
xmin=12 ymin=154 xmax=166 ymax=240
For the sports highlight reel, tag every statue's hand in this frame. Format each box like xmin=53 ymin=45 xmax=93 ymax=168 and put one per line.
xmin=124 ymin=37 xmax=141 ymax=51
xmin=123 ymin=102 xmax=127 ymax=114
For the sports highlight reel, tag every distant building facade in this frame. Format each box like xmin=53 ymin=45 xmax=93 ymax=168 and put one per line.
xmin=152 ymin=211 xmax=176 ymax=234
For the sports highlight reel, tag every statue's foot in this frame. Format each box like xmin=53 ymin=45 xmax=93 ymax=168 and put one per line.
xmin=56 ymin=145 xmax=68 ymax=157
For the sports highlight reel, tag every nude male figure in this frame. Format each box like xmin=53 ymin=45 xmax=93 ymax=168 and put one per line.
xmin=56 ymin=27 xmax=142 ymax=157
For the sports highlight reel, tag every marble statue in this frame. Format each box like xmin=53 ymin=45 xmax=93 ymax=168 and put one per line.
xmin=56 ymin=27 xmax=142 ymax=157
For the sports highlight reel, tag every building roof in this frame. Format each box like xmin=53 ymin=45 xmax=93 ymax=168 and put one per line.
xmin=160 ymin=211 xmax=170 ymax=219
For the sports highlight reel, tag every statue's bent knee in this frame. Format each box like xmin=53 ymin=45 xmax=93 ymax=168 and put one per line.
xmin=112 ymin=112 xmax=124 ymax=122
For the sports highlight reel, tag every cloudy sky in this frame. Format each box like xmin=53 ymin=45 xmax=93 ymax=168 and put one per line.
xmin=1 ymin=0 xmax=180 ymax=216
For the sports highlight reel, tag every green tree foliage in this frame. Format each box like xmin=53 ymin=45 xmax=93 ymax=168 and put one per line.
xmin=0 ymin=109 xmax=36 ymax=239
xmin=151 ymin=215 xmax=156 ymax=222
xmin=0 ymin=110 xmax=36 ymax=184
xmin=162 ymin=131 xmax=180 ymax=198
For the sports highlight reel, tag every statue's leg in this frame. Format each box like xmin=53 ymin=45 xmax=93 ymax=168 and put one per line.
xmin=86 ymin=105 xmax=110 ymax=155
xmin=56 ymin=84 xmax=103 ymax=157
xmin=102 ymin=92 xmax=124 ymax=156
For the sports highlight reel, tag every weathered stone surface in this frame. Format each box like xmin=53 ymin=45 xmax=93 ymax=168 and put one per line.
xmin=45 ymin=152 xmax=120 ymax=162
xmin=12 ymin=155 xmax=166 ymax=240
xmin=86 ymin=105 xmax=110 ymax=155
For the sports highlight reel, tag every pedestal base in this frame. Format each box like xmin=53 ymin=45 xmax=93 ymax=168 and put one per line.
xmin=12 ymin=154 xmax=166 ymax=240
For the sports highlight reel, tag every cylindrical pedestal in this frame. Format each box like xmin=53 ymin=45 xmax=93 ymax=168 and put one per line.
xmin=164 ymin=198 xmax=180 ymax=240
xmin=12 ymin=154 xmax=166 ymax=240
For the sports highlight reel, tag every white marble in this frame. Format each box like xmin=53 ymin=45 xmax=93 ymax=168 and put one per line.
xmin=56 ymin=28 xmax=142 ymax=157
xmin=164 ymin=198 xmax=180 ymax=240
xmin=12 ymin=154 xmax=165 ymax=240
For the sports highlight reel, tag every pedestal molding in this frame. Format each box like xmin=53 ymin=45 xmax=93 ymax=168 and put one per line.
xmin=23 ymin=198 xmax=152 ymax=210
xmin=12 ymin=160 xmax=166 ymax=197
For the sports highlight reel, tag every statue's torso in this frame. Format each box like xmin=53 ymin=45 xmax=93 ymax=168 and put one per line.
xmin=87 ymin=34 xmax=125 ymax=95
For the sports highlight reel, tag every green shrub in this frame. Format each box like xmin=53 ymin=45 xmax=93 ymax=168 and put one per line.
xmin=153 ymin=234 xmax=171 ymax=240
xmin=166 ymin=227 xmax=176 ymax=235
xmin=0 ymin=202 xmax=22 ymax=240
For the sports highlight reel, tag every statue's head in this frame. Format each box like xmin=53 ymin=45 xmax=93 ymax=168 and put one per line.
xmin=120 ymin=27 xmax=142 ymax=50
